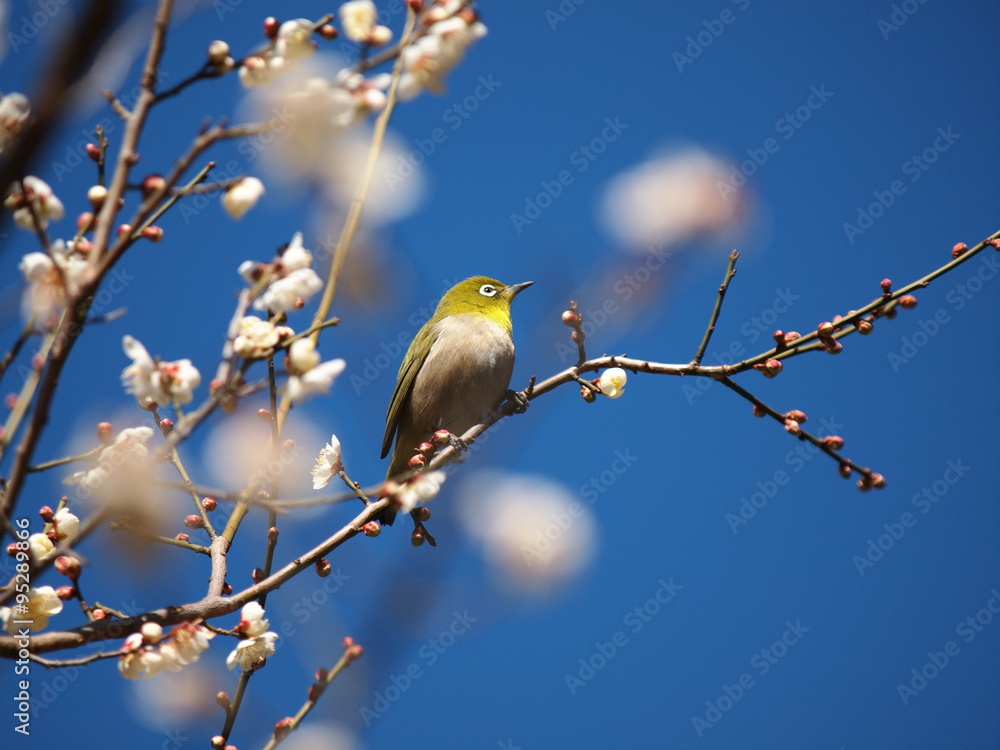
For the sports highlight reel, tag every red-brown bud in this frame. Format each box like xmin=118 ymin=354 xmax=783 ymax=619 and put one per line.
xmin=417 ymin=441 xmax=436 ymax=456
xmin=252 ymin=567 xmax=266 ymax=583
xmin=571 ymin=329 xmax=585 ymax=344
xmin=319 ymin=24 xmax=338 ymax=40
xmin=6 ymin=543 xmax=20 ymax=558
xmin=97 ymin=421 xmax=114 ymax=441
xmin=141 ymin=174 xmax=166 ymax=198
xmin=183 ymin=515 xmax=204 ymax=529
xmin=817 ymin=322 xmax=834 ymax=337
xmin=431 ymin=429 xmax=451 ymax=447
xmin=880 ymin=278 xmax=892 ymax=295
xmin=55 ymin=555 xmax=81 ymax=579
xmin=823 ymin=435 xmax=845 ymax=450
xmin=857 ymin=475 xmax=873 ymax=492
xmin=783 ymin=331 xmax=801 ymax=345
xmin=263 ymin=16 xmax=280 ymax=38
xmin=838 ymin=463 xmax=851 ymax=478
xmin=562 ymin=310 xmax=581 ymax=327
xmin=159 ymin=417 xmax=174 ymax=434
xmin=824 ymin=341 xmax=843 ymax=354
xmin=411 ymin=528 xmax=426 ymax=547
xmin=898 ymin=295 xmax=917 ymax=309
xmin=407 ymin=454 xmax=426 ymax=468
xmin=362 ymin=521 xmax=381 ymax=537
xmin=407 ymin=0 xmax=424 ymax=12
xmin=175 ymin=533 xmax=190 ymax=543
xmin=55 ymin=585 xmax=76 ymax=601
xmin=257 ymin=408 xmax=272 ymax=422
xmin=273 ymin=718 xmax=294 ymax=740
xmin=141 ymin=225 xmax=164 ymax=243
xmin=85 ymin=143 xmax=101 ymax=161
xmin=267 ymin=526 xmax=279 ymax=543
xmin=315 ymin=558 xmax=331 ymax=577
xmin=752 ymin=405 xmax=767 ymax=418
xmin=91 ymin=608 xmax=107 ymax=620
xmin=415 ymin=507 xmax=431 ymax=522
xmin=772 ymin=330 xmax=785 ymax=345
xmin=951 ymin=242 xmax=968 ymax=259
xmin=870 ymin=473 xmax=886 ymax=489
xmin=786 ymin=410 xmax=808 ymax=424
xmin=202 ymin=497 xmax=217 ymax=512
xmin=855 ymin=319 xmax=873 ymax=335
xmin=39 ymin=505 xmax=54 ymax=523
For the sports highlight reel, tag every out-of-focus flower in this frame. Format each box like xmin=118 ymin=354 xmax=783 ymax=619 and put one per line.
xmin=311 ymin=435 xmax=344 ymax=490
xmin=238 ymin=55 xmax=275 ymax=88
xmin=276 ymin=18 xmax=317 ymax=60
xmin=64 ymin=426 xmax=155 ymax=492
xmin=286 ymin=359 xmax=346 ymax=403
xmin=287 ymin=338 xmax=321 ymax=373
xmin=397 ymin=16 xmax=488 ymax=99
xmin=227 ymin=602 xmax=278 ymax=671
xmin=221 ymin=176 xmax=265 ymax=219
xmin=601 ymin=146 xmax=747 ymax=250
xmin=340 ymin=0 xmax=377 ymax=42
xmin=394 ymin=470 xmax=447 ymax=514
xmin=18 ymin=240 xmax=91 ymax=322
xmin=457 ymin=472 xmax=597 ymax=592
xmin=596 ymin=368 xmax=628 ymax=398
xmin=0 ymin=92 xmax=30 ymax=153
xmin=5 ymin=176 xmax=64 ymax=230
xmin=121 ymin=336 xmax=201 ymax=408
xmin=3 ymin=586 xmax=63 ymax=633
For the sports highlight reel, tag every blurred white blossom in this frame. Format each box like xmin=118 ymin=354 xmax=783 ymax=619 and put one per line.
xmin=221 ymin=176 xmax=265 ymax=219
xmin=18 ymin=240 xmax=90 ymax=322
xmin=395 ymin=470 xmax=447 ymax=514
xmin=121 ymin=336 xmax=201 ymax=408
xmin=5 ymin=175 xmax=64 ymax=230
xmin=64 ymin=426 xmax=154 ymax=491
xmin=2 ymin=586 xmax=63 ymax=633
xmin=397 ymin=15 xmax=488 ymax=99
xmin=339 ymin=1 xmax=377 ymax=42
xmin=0 ymin=91 xmax=30 ymax=153
xmin=601 ymin=146 xmax=747 ymax=250
xmin=276 ymin=18 xmax=318 ymax=60
xmin=119 ymin=621 xmax=214 ymax=680
xmin=239 ymin=232 xmax=324 ymax=313
xmin=458 ymin=472 xmax=597 ymax=592
xmin=286 ymin=358 xmax=346 ymax=403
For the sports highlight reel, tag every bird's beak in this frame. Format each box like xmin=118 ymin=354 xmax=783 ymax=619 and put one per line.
xmin=505 ymin=281 xmax=534 ymax=298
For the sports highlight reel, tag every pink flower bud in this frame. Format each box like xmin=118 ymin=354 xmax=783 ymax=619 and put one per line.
xmin=141 ymin=174 xmax=166 ymax=198
xmin=417 ymin=441 xmax=435 ymax=455
xmin=772 ymin=330 xmax=785 ymax=344
xmin=6 ymin=543 xmax=19 ymax=558
xmin=824 ymin=435 xmax=845 ymax=450
xmin=97 ymin=421 xmax=114 ymax=441
xmin=347 ymin=644 xmax=364 ymax=661
xmin=817 ymin=322 xmax=834 ymax=337
xmin=222 ymin=583 xmax=233 ymax=595
xmin=562 ymin=310 xmax=581 ymax=327
xmin=431 ymin=429 xmax=451 ymax=447
xmin=141 ymin=225 xmax=164 ymax=242
xmin=855 ymin=319 xmax=873 ymax=335
xmin=343 ymin=636 xmax=355 ymax=650
xmin=55 ymin=555 xmax=81 ymax=579
xmin=175 ymin=533 xmax=190 ymax=542
xmin=184 ymin=515 xmax=204 ymax=529
xmin=55 ymin=585 xmax=75 ymax=601
xmin=202 ymin=497 xmax=217 ymax=512
xmin=159 ymin=417 xmax=174 ymax=434
xmin=786 ymin=410 xmax=808 ymax=424
xmin=319 ymin=24 xmax=338 ymax=40
xmin=268 ymin=526 xmax=279 ymax=543
xmin=784 ymin=419 xmax=801 ymax=435
xmin=870 ymin=473 xmax=886 ymax=489
xmin=898 ymin=295 xmax=917 ymax=309
xmin=252 ymin=567 xmax=265 ymax=583
xmin=215 ymin=692 xmax=230 ymax=710
xmin=825 ymin=341 xmax=843 ymax=354
xmin=580 ymin=384 xmax=596 ymax=402
xmin=39 ymin=505 xmax=54 ymax=522
xmin=86 ymin=143 xmax=101 ymax=161
xmin=362 ymin=521 xmax=381 ymax=537
xmin=407 ymin=454 xmax=426 ymax=468
xmin=274 ymin=718 xmax=294 ymax=740
xmin=880 ymin=278 xmax=892 ymax=295
xmin=76 ymin=212 xmax=94 ymax=231
xmin=571 ymin=329 xmax=585 ymax=344
xmin=257 ymin=408 xmax=271 ymax=422
xmin=91 ymin=608 xmax=107 ymax=620
xmin=952 ymin=242 xmax=968 ymax=259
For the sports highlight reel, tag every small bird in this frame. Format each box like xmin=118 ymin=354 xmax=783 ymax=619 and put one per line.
xmin=381 ymin=276 xmax=533 ymax=524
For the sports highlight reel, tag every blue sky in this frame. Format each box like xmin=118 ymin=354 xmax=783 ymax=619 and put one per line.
xmin=1 ymin=1 xmax=999 ymax=749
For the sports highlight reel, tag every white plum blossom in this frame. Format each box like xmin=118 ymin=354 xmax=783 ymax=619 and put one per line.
xmin=3 ymin=586 xmax=63 ymax=634
xmin=285 ymin=358 xmax=346 ymax=403
xmin=395 ymin=470 xmax=447 ymax=514
xmin=238 ymin=55 xmax=276 ymax=88
xmin=121 ymin=336 xmax=201 ymax=408
xmin=340 ymin=0 xmax=377 ymax=42
xmin=5 ymin=176 xmax=64 ymax=230
xmin=240 ymin=233 xmax=324 ymax=313
xmin=221 ymin=176 xmax=265 ymax=219
xmin=596 ymin=368 xmax=628 ymax=398
xmin=51 ymin=507 xmax=80 ymax=540
xmin=118 ymin=621 xmax=214 ymax=680
xmin=287 ymin=337 xmax=321 ymax=373
xmin=64 ymin=426 xmax=155 ymax=491
xmin=227 ymin=602 xmax=278 ymax=671
xmin=276 ymin=18 xmax=318 ymax=60
xmin=27 ymin=533 xmax=54 ymax=562
xmin=0 ymin=92 xmax=30 ymax=153
xmin=397 ymin=15 xmax=488 ymax=99
xmin=18 ymin=240 xmax=90 ymax=322
xmin=311 ymin=435 xmax=344 ymax=490
xmin=233 ymin=316 xmax=291 ymax=359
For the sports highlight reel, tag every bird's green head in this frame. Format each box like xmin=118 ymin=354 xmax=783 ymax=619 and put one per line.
xmin=434 ymin=276 xmax=534 ymax=333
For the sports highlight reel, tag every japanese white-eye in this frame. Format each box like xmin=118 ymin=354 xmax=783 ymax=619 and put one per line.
xmin=381 ymin=276 xmax=533 ymax=524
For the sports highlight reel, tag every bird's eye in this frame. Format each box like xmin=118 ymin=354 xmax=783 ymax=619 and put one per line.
xmin=479 ymin=284 xmax=498 ymax=297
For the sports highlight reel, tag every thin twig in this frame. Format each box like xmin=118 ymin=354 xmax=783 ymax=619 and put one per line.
xmin=691 ymin=249 xmax=739 ymax=367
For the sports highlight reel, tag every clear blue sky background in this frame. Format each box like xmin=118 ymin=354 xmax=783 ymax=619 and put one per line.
xmin=1 ymin=1 xmax=999 ymax=749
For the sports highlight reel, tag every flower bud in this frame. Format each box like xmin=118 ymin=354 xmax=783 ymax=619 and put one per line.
xmin=870 ymin=473 xmax=886 ymax=489
xmin=257 ymin=408 xmax=272 ymax=422
xmin=772 ymin=330 xmax=785 ymax=345
xmin=752 ymin=405 xmax=766 ymax=418
xmin=87 ymin=184 xmax=108 ymax=209
xmin=86 ymin=143 xmax=101 ymax=161
xmin=415 ymin=507 xmax=431 ymax=522
xmin=431 ymin=429 xmax=451 ymax=447
xmin=216 ymin=692 xmax=230 ymax=710
xmin=898 ymin=295 xmax=917 ymax=309
xmin=268 ymin=526 xmax=279 ymax=543
xmin=417 ymin=441 xmax=435 ymax=456
xmin=6 ymin=543 xmax=20 ymax=558
xmin=315 ymin=558 xmax=332 ymax=577
xmin=407 ymin=454 xmax=426 ymax=468
xmin=202 ymin=497 xmax=217 ymax=512
xmin=141 ymin=174 xmax=166 ymax=198
xmin=55 ymin=555 xmax=81 ymax=579
xmin=184 ymin=514 xmax=205 ymax=529
xmin=838 ymin=463 xmax=851 ymax=478
xmin=263 ymin=16 xmax=280 ymax=38
xmin=175 ymin=533 xmax=190 ymax=543
xmin=407 ymin=0 xmax=424 ymax=11
xmin=319 ymin=24 xmax=338 ymax=40
xmin=141 ymin=225 xmax=164 ymax=242
xmin=55 ymin=585 xmax=76 ymax=601
xmin=411 ymin=528 xmax=426 ymax=547
xmin=580 ymin=384 xmax=596 ymax=402
xmin=342 ymin=636 xmax=355 ymax=650
xmin=857 ymin=475 xmax=873 ymax=492
xmin=817 ymin=322 xmax=834 ymax=337
xmin=823 ymin=435 xmax=845 ymax=450
xmin=95 ymin=421 xmax=114 ymax=441
xmin=785 ymin=410 xmax=807 ymax=424
xmin=222 ymin=583 xmax=233 ymax=595
xmin=347 ymin=644 xmax=364 ymax=661
xmin=855 ymin=319 xmax=873 ymax=335
xmin=571 ymin=329 xmax=585 ymax=344
xmin=561 ymin=310 xmax=581 ymax=327
xmin=274 ymin=718 xmax=294 ymax=741
xmin=362 ymin=521 xmax=381 ymax=537
xmin=91 ymin=608 xmax=107 ymax=620
xmin=39 ymin=505 xmax=54 ymax=523
xmin=159 ymin=417 xmax=174 ymax=434
xmin=208 ymin=40 xmax=230 ymax=65
xmin=824 ymin=341 xmax=843 ymax=354
xmin=784 ymin=419 xmax=801 ymax=435
xmin=880 ymin=278 xmax=892 ymax=295
xmin=951 ymin=242 xmax=967 ymax=259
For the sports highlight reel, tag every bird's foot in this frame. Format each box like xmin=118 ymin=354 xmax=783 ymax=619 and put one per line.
xmin=448 ymin=433 xmax=468 ymax=453
xmin=504 ymin=388 xmax=530 ymax=415
xmin=410 ymin=509 xmax=437 ymax=547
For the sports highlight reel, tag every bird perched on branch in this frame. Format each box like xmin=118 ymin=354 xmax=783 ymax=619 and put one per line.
xmin=381 ymin=276 xmax=533 ymax=525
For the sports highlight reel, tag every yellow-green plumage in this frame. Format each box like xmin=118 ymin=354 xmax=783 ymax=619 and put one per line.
xmin=381 ymin=276 xmax=533 ymax=524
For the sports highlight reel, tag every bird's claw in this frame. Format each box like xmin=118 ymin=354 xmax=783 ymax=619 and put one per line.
xmin=505 ymin=389 xmax=530 ymax=415
xmin=448 ymin=433 xmax=468 ymax=452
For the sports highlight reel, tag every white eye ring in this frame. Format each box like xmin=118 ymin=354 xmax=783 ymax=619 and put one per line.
xmin=479 ymin=284 xmax=498 ymax=297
